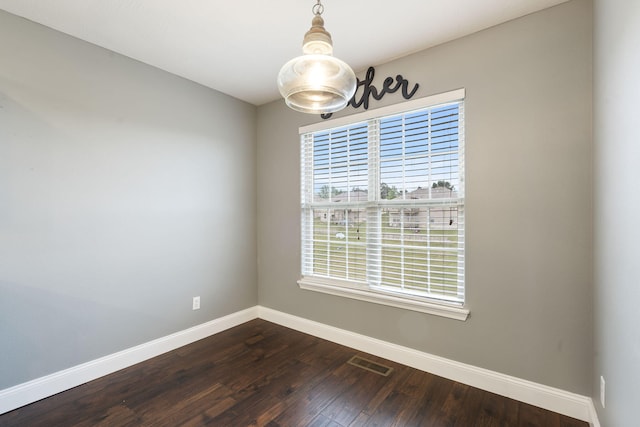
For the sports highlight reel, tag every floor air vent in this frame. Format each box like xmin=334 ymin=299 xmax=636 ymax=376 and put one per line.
xmin=347 ymin=355 xmax=393 ymax=377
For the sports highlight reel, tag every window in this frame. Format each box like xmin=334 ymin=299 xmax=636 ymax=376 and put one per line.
xmin=299 ymin=89 xmax=468 ymax=320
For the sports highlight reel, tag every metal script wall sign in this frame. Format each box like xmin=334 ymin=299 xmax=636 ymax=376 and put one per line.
xmin=321 ymin=66 xmax=420 ymax=119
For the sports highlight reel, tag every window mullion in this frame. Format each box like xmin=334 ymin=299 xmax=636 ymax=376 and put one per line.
xmin=400 ymin=115 xmax=406 ymax=291
xmin=367 ymin=119 xmax=381 ymax=286
xmin=345 ymin=128 xmax=351 ymax=280
xmin=427 ymin=109 xmax=432 ymax=294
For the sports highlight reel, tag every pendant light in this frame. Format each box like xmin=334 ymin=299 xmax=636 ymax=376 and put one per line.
xmin=277 ymin=0 xmax=357 ymax=114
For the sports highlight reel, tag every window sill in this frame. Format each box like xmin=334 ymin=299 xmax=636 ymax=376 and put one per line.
xmin=297 ymin=277 xmax=470 ymax=321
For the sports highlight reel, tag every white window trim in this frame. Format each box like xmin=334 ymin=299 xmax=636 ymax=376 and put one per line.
xmin=298 ymin=276 xmax=469 ymax=321
xmin=300 ymin=88 xmax=466 ymax=134
xmin=299 ymin=88 xmax=469 ymax=321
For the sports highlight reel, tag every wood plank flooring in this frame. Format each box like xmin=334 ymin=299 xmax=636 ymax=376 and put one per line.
xmin=0 ymin=319 xmax=588 ymax=426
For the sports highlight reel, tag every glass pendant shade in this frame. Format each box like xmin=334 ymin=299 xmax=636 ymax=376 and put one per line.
xmin=277 ymin=2 xmax=356 ymax=114
xmin=278 ymin=54 xmax=356 ymax=114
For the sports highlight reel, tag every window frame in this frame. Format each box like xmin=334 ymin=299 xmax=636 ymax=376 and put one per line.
xmin=298 ymin=88 xmax=469 ymax=321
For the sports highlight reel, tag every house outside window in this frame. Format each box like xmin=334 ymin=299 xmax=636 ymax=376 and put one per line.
xmin=299 ymin=89 xmax=468 ymax=321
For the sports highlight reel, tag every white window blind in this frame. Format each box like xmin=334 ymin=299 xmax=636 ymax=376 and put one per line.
xmin=301 ymin=91 xmax=465 ymax=308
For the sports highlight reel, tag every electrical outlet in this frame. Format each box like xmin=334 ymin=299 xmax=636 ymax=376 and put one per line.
xmin=192 ymin=296 xmax=200 ymax=310
xmin=600 ymin=376 xmax=606 ymax=408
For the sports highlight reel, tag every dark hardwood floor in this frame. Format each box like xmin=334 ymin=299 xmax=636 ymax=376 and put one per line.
xmin=0 ymin=319 xmax=588 ymax=426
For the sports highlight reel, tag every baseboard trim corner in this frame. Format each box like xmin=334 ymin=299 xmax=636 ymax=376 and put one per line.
xmin=588 ymin=398 xmax=602 ymax=427
xmin=0 ymin=306 xmax=259 ymax=415
xmin=257 ymin=306 xmax=597 ymax=425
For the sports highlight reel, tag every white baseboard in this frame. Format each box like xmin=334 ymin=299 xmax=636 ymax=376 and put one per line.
xmin=0 ymin=304 xmax=600 ymax=427
xmin=0 ymin=306 xmax=258 ymax=415
xmin=257 ymin=306 xmax=599 ymax=426
xmin=588 ymin=399 xmax=602 ymax=427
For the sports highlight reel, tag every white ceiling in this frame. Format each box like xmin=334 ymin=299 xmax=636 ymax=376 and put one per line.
xmin=0 ymin=0 xmax=568 ymax=106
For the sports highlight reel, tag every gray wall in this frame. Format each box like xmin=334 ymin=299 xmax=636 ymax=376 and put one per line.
xmin=593 ymin=0 xmax=640 ymax=425
xmin=257 ymin=0 xmax=593 ymax=395
xmin=0 ymin=11 xmax=257 ymax=389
